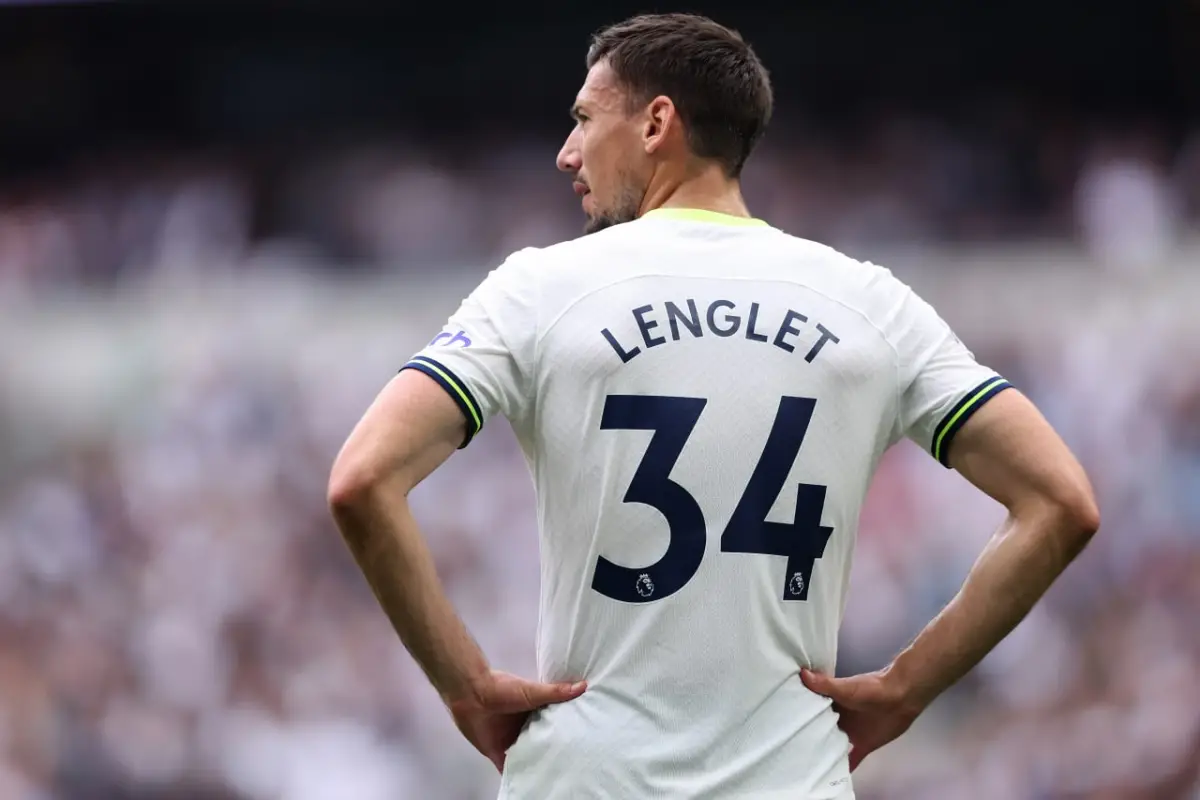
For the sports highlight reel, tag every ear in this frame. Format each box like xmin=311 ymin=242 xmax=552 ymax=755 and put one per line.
xmin=642 ymin=96 xmax=677 ymax=155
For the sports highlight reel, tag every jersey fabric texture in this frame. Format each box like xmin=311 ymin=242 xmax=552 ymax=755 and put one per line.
xmin=401 ymin=207 xmax=1010 ymax=800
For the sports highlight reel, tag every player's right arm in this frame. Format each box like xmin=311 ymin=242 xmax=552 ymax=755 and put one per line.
xmin=802 ymin=269 xmax=1099 ymax=771
xmin=328 ymin=251 xmax=586 ymax=771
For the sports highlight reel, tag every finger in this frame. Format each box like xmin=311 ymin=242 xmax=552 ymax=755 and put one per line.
xmin=500 ymin=679 xmax=587 ymax=711
xmin=527 ymin=679 xmax=587 ymax=707
xmin=800 ymin=668 xmax=840 ymax=699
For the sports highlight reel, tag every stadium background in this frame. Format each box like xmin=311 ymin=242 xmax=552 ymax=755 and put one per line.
xmin=1 ymin=1 xmax=1198 ymax=798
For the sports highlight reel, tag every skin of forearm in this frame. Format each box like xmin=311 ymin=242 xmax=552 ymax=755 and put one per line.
xmin=887 ymin=501 xmax=1094 ymax=712
xmin=332 ymin=481 xmax=489 ymax=705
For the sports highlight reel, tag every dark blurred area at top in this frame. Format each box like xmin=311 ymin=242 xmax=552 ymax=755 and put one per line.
xmin=0 ymin=0 xmax=1196 ymax=286
xmin=1 ymin=0 xmax=1193 ymax=163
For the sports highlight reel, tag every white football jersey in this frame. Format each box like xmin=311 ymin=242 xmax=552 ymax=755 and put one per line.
xmin=402 ymin=208 xmax=1010 ymax=800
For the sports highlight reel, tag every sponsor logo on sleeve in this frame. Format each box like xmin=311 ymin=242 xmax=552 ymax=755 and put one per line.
xmin=429 ymin=330 xmax=472 ymax=348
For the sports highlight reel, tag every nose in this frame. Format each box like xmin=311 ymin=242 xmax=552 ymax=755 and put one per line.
xmin=557 ymin=127 xmax=582 ymax=173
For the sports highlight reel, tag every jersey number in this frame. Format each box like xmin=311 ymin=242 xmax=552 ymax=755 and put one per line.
xmin=594 ymin=395 xmax=834 ymax=604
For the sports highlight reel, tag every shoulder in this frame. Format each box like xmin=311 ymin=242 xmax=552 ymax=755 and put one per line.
xmin=760 ymin=230 xmax=927 ymax=326
xmin=470 ymin=245 xmax=548 ymax=305
xmin=512 ymin=223 xmax=642 ymax=267
xmin=775 ymin=232 xmax=911 ymax=294
xmin=473 ymin=233 xmax=615 ymax=325
xmin=752 ymin=231 xmax=961 ymax=374
xmin=487 ymin=224 xmax=644 ymax=296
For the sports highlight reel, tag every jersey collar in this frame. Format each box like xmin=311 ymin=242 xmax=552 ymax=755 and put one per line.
xmin=641 ymin=207 xmax=769 ymax=227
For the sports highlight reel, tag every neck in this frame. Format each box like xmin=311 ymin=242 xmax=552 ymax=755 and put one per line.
xmin=639 ymin=162 xmax=751 ymax=219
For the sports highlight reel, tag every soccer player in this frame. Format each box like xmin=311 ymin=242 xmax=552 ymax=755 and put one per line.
xmin=328 ymin=13 xmax=1099 ymax=799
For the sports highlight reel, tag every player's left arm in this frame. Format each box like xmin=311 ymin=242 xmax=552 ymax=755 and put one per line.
xmin=803 ymin=272 xmax=1100 ymax=771
xmin=887 ymin=388 xmax=1099 ymax=707
xmin=804 ymin=388 xmax=1099 ymax=770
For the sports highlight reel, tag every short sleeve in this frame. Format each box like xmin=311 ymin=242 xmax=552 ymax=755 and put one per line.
xmin=891 ymin=281 xmax=1012 ymax=467
xmin=400 ymin=252 xmax=538 ymax=448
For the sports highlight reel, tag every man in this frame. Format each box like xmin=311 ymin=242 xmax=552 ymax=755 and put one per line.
xmin=328 ymin=13 xmax=1099 ymax=799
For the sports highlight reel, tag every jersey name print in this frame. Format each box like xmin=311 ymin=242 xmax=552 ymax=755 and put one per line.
xmin=600 ymin=296 xmax=841 ymax=364
xmin=400 ymin=207 xmax=1010 ymax=799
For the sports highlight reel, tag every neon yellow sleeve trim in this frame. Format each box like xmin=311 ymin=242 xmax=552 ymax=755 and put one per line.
xmin=932 ymin=377 xmax=1008 ymax=462
xmin=417 ymin=359 xmax=482 ymax=433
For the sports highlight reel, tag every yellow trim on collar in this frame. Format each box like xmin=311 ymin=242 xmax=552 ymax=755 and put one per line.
xmin=642 ymin=207 xmax=769 ymax=227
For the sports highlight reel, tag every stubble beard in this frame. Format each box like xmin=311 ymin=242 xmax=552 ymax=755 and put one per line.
xmin=583 ymin=182 xmax=643 ymax=235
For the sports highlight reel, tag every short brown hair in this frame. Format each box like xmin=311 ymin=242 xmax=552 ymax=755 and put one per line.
xmin=587 ymin=13 xmax=773 ymax=178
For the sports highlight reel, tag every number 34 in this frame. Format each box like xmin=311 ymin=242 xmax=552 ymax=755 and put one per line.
xmin=594 ymin=395 xmax=835 ymax=604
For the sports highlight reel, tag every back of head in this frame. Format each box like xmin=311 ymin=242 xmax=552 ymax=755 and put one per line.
xmin=587 ymin=13 xmax=773 ymax=179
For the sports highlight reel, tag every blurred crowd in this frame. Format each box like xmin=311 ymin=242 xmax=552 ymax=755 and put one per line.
xmin=1 ymin=112 xmax=1199 ymax=300
xmin=1 ymin=114 xmax=1199 ymax=800
xmin=2 ymin=273 xmax=1198 ymax=800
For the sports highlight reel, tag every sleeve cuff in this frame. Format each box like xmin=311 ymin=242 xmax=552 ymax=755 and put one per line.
xmin=400 ymin=355 xmax=484 ymax=448
xmin=931 ymin=376 xmax=1012 ymax=467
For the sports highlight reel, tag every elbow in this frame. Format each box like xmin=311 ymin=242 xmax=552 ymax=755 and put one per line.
xmin=327 ymin=451 xmax=385 ymax=520
xmin=1073 ymin=494 xmax=1101 ymax=541
xmin=1049 ymin=484 xmax=1101 ymax=552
